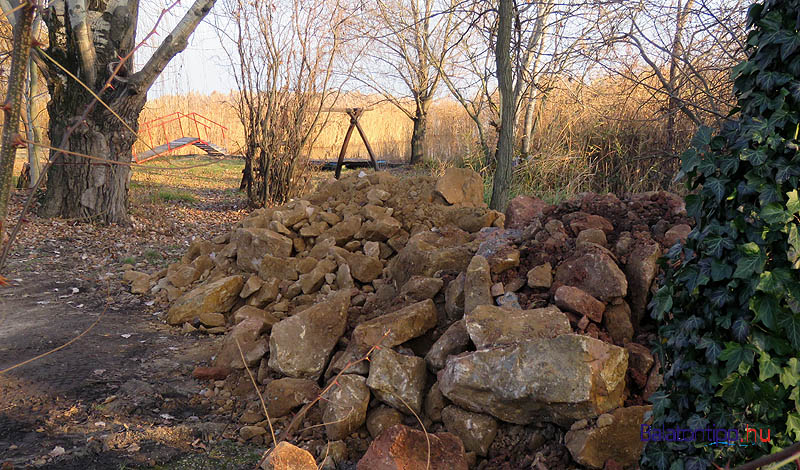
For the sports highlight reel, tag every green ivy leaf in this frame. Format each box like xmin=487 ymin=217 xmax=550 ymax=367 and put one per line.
xmin=741 ymin=148 xmax=768 ymax=165
xmin=760 ymin=202 xmax=790 ymax=224
xmin=692 ymin=126 xmax=714 ymax=149
xmin=758 ymin=351 xmax=782 ymax=381
xmin=734 ymin=242 xmax=766 ymax=278
xmin=787 ymin=413 xmax=800 ymax=441
xmin=787 ymin=189 xmax=800 ymax=213
xmin=752 ymin=294 xmax=780 ymax=329
xmin=781 ymin=358 xmax=800 ymax=389
xmin=719 ymin=343 xmax=756 ymax=375
xmin=780 ymin=315 xmax=800 ymax=350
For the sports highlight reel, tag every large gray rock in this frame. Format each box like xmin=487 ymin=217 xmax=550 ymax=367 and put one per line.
xmin=214 ymin=317 xmax=269 ymax=369
xmin=441 ymin=406 xmax=498 ymax=456
xmin=554 ymin=251 xmax=627 ymax=301
xmin=167 ymin=275 xmax=244 ymax=325
xmin=265 ymin=378 xmax=320 ymax=418
xmin=268 ymin=291 xmax=349 ymax=379
xmin=425 ymin=319 xmax=470 ymax=371
xmin=438 ymin=334 xmax=628 ymax=426
xmin=323 ymin=374 xmax=370 ymax=440
xmin=465 ymin=305 xmax=571 ymax=348
xmin=464 ymin=255 xmax=492 ymax=314
xmin=388 ymin=230 xmax=473 ymax=287
xmin=367 ymin=348 xmax=427 ymax=415
xmin=625 ymin=242 xmax=661 ymax=327
xmin=351 ymin=299 xmax=437 ymax=351
xmin=444 ymin=272 xmax=466 ymax=321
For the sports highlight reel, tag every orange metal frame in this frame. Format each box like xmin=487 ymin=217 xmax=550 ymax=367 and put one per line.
xmin=136 ymin=112 xmax=229 ymax=163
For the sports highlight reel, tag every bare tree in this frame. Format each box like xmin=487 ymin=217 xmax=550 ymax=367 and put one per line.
xmin=351 ymin=0 xmax=458 ymax=164
xmin=217 ymin=0 xmax=346 ymax=206
xmin=12 ymin=0 xmax=217 ymax=224
xmin=596 ymin=0 xmax=748 ymax=150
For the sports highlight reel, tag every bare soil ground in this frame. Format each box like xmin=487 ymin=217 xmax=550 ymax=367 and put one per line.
xmin=2 ymin=156 xmax=268 ymax=469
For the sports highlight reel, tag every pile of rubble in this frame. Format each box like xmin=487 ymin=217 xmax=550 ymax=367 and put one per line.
xmin=126 ymin=168 xmax=692 ymax=470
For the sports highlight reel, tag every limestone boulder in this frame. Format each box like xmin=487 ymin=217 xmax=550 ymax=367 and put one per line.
xmin=504 ymin=195 xmax=551 ymax=229
xmin=400 ymin=275 xmax=444 ymax=301
xmin=444 ymin=272 xmax=465 ymax=321
xmin=214 ymin=317 xmax=269 ymax=369
xmin=367 ymin=348 xmax=427 ymax=415
xmin=527 ymin=262 xmax=552 ymax=288
xmin=664 ymin=224 xmax=691 ymax=246
xmin=425 ymin=319 xmax=470 ymax=372
xmin=565 ymin=405 xmax=652 ymax=469
xmin=263 ymin=441 xmax=318 ymax=470
xmin=625 ymin=242 xmax=661 ymax=327
xmin=438 ymin=334 xmax=628 ymax=426
xmin=435 ymin=167 xmax=484 ymax=207
xmin=441 ymin=406 xmax=498 ymax=456
xmin=464 ymin=255 xmax=492 ymax=314
xmin=389 ymin=230 xmax=473 ymax=287
xmin=268 ymin=292 xmax=349 ymax=379
xmin=367 ymin=406 xmax=405 ymax=439
xmin=167 ymin=275 xmax=244 ymax=325
xmin=603 ymin=302 xmax=634 ymax=345
xmin=351 ymin=299 xmax=437 ymax=351
xmin=465 ymin=305 xmax=570 ymax=348
xmin=554 ymin=286 xmax=605 ymax=323
xmin=258 ymin=254 xmax=298 ymax=281
xmin=265 ymin=378 xmax=320 ymax=418
xmin=233 ymin=228 xmax=293 ymax=272
xmin=323 ymin=374 xmax=370 ymax=440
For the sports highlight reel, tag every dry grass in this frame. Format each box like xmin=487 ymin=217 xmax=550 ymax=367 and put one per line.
xmin=134 ymin=71 xmax=716 ymax=203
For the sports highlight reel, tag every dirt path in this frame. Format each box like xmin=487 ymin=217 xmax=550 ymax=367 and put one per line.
xmin=1 ymin=156 xmax=264 ymax=469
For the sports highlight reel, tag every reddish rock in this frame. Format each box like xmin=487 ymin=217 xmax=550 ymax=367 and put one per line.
xmin=603 ymin=302 xmax=634 ymax=345
xmin=554 ymin=286 xmax=605 ymax=323
xmin=357 ymin=424 xmax=468 ymax=470
xmin=664 ymin=224 xmax=691 ymax=246
xmin=192 ymin=366 xmax=232 ymax=380
xmin=625 ymin=343 xmax=654 ymax=389
xmin=504 ymin=196 xmax=552 ymax=229
xmin=570 ymin=214 xmax=614 ymax=235
xmin=554 ymin=252 xmax=627 ymax=301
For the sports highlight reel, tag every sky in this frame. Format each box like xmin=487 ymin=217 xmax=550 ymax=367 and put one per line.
xmin=137 ymin=4 xmax=235 ymax=97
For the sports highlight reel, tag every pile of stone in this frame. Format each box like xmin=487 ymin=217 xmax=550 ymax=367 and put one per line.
xmin=126 ymin=168 xmax=692 ymax=470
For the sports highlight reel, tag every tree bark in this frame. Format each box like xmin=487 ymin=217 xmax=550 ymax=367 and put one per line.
xmin=0 ymin=1 xmax=34 ymax=244
xmin=490 ymin=0 xmax=516 ymax=212
xmin=409 ymin=102 xmax=428 ymax=165
xmin=38 ymin=0 xmax=217 ymax=224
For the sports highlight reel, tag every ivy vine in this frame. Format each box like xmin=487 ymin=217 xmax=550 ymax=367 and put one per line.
xmin=643 ymin=1 xmax=800 ymax=470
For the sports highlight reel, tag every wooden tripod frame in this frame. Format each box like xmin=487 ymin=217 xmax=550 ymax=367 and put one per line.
xmin=333 ymin=107 xmax=378 ymax=179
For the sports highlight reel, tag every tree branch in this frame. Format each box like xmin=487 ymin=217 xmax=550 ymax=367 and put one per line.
xmin=130 ymin=0 xmax=217 ymax=94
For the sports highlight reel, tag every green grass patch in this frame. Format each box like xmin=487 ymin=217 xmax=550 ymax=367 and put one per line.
xmin=143 ymin=249 xmax=163 ymax=264
xmin=151 ymin=189 xmax=198 ymax=204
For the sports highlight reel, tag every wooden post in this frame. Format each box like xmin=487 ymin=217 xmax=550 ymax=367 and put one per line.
xmin=352 ymin=109 xmax=378 ymax=172
xmin=334 ymin=108 xmax=360 ymax=179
